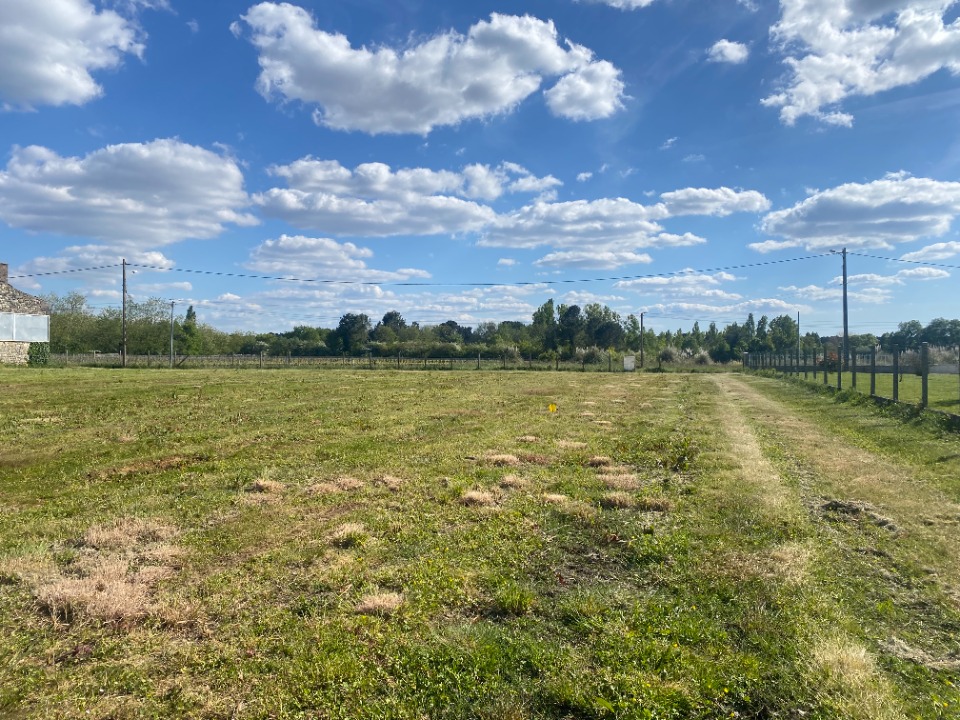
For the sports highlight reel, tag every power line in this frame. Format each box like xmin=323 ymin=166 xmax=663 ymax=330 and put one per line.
xmin=125 ymin=253 xmax=834 ymax=289
xmin=847 ymin=251 xmax=960 ymax=271
xmin=10 ymin=264 xmax=122 ymax=279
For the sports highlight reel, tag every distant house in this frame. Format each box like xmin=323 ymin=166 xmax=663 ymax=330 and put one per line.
xmin=0 ymin=263 xmax=50 ymax=365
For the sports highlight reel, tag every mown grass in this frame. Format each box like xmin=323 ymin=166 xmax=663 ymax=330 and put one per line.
xmin=0 ymin=367 xmax=957 ymax=718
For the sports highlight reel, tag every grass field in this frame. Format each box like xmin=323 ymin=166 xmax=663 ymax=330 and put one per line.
xmin=1 ymin=368 xmax=959 ymax=719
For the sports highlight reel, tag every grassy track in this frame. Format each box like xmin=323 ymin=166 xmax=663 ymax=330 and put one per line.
xmin=0 ymin=368 xmax=958 ymax=719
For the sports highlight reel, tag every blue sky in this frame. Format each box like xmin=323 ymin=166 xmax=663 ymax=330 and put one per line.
xmin=1 ymin=0 xmax=959 ymax=337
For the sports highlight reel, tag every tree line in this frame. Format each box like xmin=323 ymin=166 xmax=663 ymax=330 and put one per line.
xmin=42 ymin=292 xmax=960 ymax=363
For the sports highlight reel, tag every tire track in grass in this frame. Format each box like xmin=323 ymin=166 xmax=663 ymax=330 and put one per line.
xmin=717 ymin=374 xmax=960 ymax=591
xmin=708 ymin=375 xmax=907 ymax=720
xmin=713 ymin=374 xmax=960 ymax=718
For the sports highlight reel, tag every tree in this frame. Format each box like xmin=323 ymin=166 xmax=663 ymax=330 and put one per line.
xmin=768 ymin=314 xmax=799 ymax=352
xmin=177 ymin=305 xmax=201 ymax=355
xmin=557 ymin=304 xmax=584 ymax=355
xmin=531 ymin=299 xmax=558 ymax=353
xmin=330 ymin=313 xmax=371 ymax=355
xmin=583 ymin=303 xmax=623 ymax=349
xmin=924 ymin=317 xmax=960 ymax=347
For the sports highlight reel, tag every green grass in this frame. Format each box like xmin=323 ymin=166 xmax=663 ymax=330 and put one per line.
xmin=0 ymin=368 xmax=957 ymax=718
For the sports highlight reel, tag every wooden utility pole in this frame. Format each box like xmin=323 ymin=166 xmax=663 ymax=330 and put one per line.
xmin=122 ymin=259 xmax=128 ymax=368
xmin=169 ymin=300 xmax=175 ymax=369
xmin=842 ymin=248 xmax=849 ymax=371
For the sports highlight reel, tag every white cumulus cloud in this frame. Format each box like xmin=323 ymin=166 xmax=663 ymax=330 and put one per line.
xmin=579 ymin=0 xmax=658 ymax=8
xmin=0 ymin=0 xmax=144 ymax=108
xmin=254 ymin=158 xmax=555 ymax=237
xmin=238 ymin=5 xmax=625 ymax=134
xmin=757 ymin=174 xmax=960 ymax=251
xmin=533 ymin=250 xmax=653 ymax=269
xmin=0 ymin=139 xmax=257 ymax=248
xmin=661 ymin=187 xmax=771 ymax=216
xmin=763 ymin=0 xmax=960 ymax=126
xmin=900 ymin=240 xmax=960 ymax=261
xmin=246 ymin=235 xmax=431 ymax=282
xmin=708 ymin=39 xmax=749 ymax=64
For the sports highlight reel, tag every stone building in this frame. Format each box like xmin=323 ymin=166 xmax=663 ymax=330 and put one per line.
xmin=0 ymin=263 xmax=50 ymax=365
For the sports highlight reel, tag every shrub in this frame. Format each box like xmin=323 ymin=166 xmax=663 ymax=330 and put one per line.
xmin=658 ymin=346 xmax=678 ymax=364
xmin=28 ymin=343 xmax=50 ymax=367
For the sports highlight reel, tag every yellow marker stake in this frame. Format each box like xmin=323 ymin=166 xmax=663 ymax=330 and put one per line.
xmin=548 ymin=404 xmax=557 ymax=413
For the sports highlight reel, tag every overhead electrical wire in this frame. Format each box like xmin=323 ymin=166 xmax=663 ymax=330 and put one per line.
xmin=119 ymin=253 xmax=835 ymax=288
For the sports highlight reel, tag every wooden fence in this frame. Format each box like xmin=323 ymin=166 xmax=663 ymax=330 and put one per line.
xmin=744 ymin=342 xmax=960 ymax=410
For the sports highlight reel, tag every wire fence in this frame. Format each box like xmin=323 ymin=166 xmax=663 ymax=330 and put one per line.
xmin=744 ymin=343 xmax=960 ymax=414
xmin=49 ymin=352 xmax=641 ymax=373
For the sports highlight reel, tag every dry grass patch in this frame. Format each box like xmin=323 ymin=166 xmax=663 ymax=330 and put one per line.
xmin=246 ymin=478 xmax=285 ymax=494
xmin=556 ymin=440 xmax=587 ymax=450
xmin=807 ymin=636 xmax=904 ymax=720
xmin=594 ymin=420 xmax=613 ymax=427
xmin=356 ymin=591 xmax=404 ymax=616
xmin=375 ymin=474 xmax=404 ymax=492
xmin=600 ymin=491 xmax=635 ymax=509
xmin=598 ymin=472 xmax=642 ymax=491
xmin=306 ymin=481 xmax=340 ymax=495
xmin=499 ymin=474 xmax=528 ymax=489
xmin=518 ymin=452 xmax=551 ymax=465
xmin=587 ymin=456 xmax=614 ymax=468
xmin=462 ymin=490 xmax=497 ymax=507
xmin=484 ymin=453 xmax=521 ymax=467
xmin=516 ymin=435 xmax=539 ymax=443
xmin=635 ymin=496 xmax=673 ymax=513
xmin=4 ymin=518 xmax=181 ymax=627
xmin=715 ymin=544 xmax=811 ymax=586
xmin=542 ymin=493 xmax=569 ymax=505
xmin=334 ymin=476 xmax=365 ymax=491
xmin=328 ymin=523 xmax=369 ymax=549
xmin=579 ymin=412 xmax=596 ymax=418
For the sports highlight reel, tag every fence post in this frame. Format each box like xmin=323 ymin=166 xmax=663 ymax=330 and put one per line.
xmin=893 ymin=349 xmax=899 ymax=402
xmin=921 ymin=342 xmax=929 ymax=408
xmin=851 ymin=350 xmax=857 ymax=389
xmin=870 ymin=347 xmax=876 ymax=396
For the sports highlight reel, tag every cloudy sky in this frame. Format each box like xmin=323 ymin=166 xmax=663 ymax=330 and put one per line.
xmin=1 ymin=0 xmax=959 ymax=335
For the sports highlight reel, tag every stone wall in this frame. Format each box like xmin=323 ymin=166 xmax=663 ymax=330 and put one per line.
xmin=0 ymin=341 xmax=30 ymax=365
xmin=0 ymin=263 xmax=48 ymax=315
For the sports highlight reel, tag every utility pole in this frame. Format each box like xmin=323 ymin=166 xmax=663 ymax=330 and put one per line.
xmin=640 ymin=312 xmax=645 ymax=368
xmin=121 ymin=259 xmax=128 ymax=368
xmin=842 ymin=247 xmax=849 ymax=371
xmin=169 ymin=301 xmax=175 ymax=369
